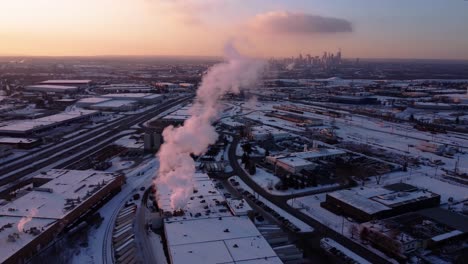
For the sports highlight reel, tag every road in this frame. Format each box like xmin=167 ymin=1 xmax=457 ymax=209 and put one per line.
xmin=228 ymin=137 xmax=393 ymax=264
xmin=0 ymin=96 xmax=192 ymax=192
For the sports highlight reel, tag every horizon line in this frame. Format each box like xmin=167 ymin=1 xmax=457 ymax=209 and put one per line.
xmin=1 ymin=54 xmax=468 ymax=62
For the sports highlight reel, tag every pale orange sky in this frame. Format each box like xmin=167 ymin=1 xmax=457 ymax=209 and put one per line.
xmin=1 ymin=0 xmax=467 ymax=59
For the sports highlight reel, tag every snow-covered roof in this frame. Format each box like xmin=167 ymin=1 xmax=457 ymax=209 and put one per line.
xmin=226 ymin=198 xmax=252 ymax=216
xmin=0 ymin=216 xmax=57 ymax=263
xmin=270 ymin=148 xmax=346 ymax=163
xmin=372 ymin=190 xmax=437 ymax=207
xmin=0 ymin=137 xmax=39 ymax=144
xmin=77 ymin=97 xmax=112 ymax=104
xmin=0 ymin=170 xmax=120 ymax=219
xmin=91 ymin=100 xmax=136 ymax=108
xmin=25 ymin=85 xmax=79 ymax=92
xmin=165 ymin=217 xmax=278 ymax=264
xmin=159 ymin=172 xmax=282 ymax=264
xmin=40 ymin=80 xmax=91 ymax=85
xmin=0 ymin=110 xmax=98 ymax=133
xmin=328 ymin=190 xmax=391 ymax=215
xmin=0 ymin=169 xmax=121 ymax=263
xmin=431 ymin=230 xmax=463 ymax=242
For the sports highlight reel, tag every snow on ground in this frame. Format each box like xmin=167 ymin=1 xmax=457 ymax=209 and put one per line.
xmin=230 ymin=175 xmax=314 ymax=233
xmin=250 ymin=167 xmax=280 ymax=191
xmin=148 ymin=232 xmax=168 ymax=264
xmin=106 ymin=157 xmax=135 ymax=172
xmin=288 ymin=193 xmax=399 ymax=263
xmin=382 ymin=171 xmax=468 ymax=204
xmin=244 ymin=112 xmax=305 ymax=132
xmin=245 ymin=162 xmax=340 ymax=196
xmin=72 ymin=158 xmax=159 ymax=264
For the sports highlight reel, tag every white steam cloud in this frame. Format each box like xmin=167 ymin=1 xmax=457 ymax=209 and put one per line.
xmin=17 ymin=208 xmax=38 ymax=233
xmin=155 ymin=42 xmax=265 ymax=210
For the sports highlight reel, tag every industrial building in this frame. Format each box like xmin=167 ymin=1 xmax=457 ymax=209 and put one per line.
xmin=89 ymin=100 xmax=137 ymax=112
xmin=24 ymin=85 xmax=79 ymax=94
xmin=97 ymin=84 xmax=154 ymax=93
xmin=0 ymin=110 xmax=100 ymax=136
xmin=101 ymin=93 xmax=164 ymax=104
xmin=265 ymin=112 xmax=323 ymax=126
xmin=155 ymin=173 xmax=283 ymax=264
xmin=360 ymin=208 xmax=468 ymax=260
xmin=76 ymin=97 xmax=112 ymax=108
xmin=0 ymin=169 xmax=125 ymax=264
xmin=249 ymin=125 xmax=291 ymax=141
xmin=38 ymin=80 xmax=92 ymax=88
xmin=266 ymin=148 xmax=346 ymax=174
xmin=0 ymin=137 xmax=41 ymax=149
xmin=321 ymin=183 xmax=441 ymax=222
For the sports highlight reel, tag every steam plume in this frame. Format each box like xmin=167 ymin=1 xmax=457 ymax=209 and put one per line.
xmin=17 ymin=208 xmax=38 ymax=232
xmin=155 ymin=42 xmax=264 ymax=210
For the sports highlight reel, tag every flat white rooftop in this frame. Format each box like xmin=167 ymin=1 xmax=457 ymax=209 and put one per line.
xmin=0 ymin=169 xmax=121 ymax=263
xmin=91 ymin=100 xmax=136 ymax=108
xmin=77 ymin=97 xmax=112 ymax=104
xmin=0 ymin=169 xmax=119 ymax=219
xmin=40 ymin=80 xmax=91 ymax=85
xmin=328 ymin=190 xmax=391 ymax=215
xmin=0 ymin=110 xmax=98 ymax=133
xmin=0 ymin=137 xmax=39 ymax=144
xmin=102 ymin=93 xmax=161 ymax=99
xmin=159 ymin=172 xmax=283 ymax=264
xmin=166 ymin=217 xmax=278 ymax=264
xmin=25 ymin=85 xmax=79 ymax=92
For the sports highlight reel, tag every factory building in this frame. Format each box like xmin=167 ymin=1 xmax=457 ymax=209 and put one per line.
xmin=38 ymin=80 xmax=92 ymax=88
xmin=0 ymin=110 xmax=100 ymax=136
xmin=360 ymin=208 xmax=468 ymax=260
xmin=249 ymin=125 xmax=291 ymax=141
xmin=76 ymin=97 xmax=112 ymax=108
xmin=24 ymin=85 xmax=79 ymax=94
xmin=101 ymin=93 xmax=164 ymax=104
xmin=321 ymin=183 xmax=441 ymax=222
xmin=97 ymin=84 xmax=154 ymax=93
xmin=0 ymin=169 xmax=125 ymax=264
xmin=154 ymin=173 xmax=283 ymax=264
xmin=0 ymin=137 xmax=41 ymax=149
xmin=266 ymin=148 xmax=346 ymax=174
xmin=89 ymin=100 xmax=137 ymax=112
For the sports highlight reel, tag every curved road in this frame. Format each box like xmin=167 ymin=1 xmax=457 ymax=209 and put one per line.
xmin=228 ymin=137 xmax=392 ymax=264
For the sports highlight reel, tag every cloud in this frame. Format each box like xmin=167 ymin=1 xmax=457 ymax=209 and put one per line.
xmin=150 ymin=0 xmax=221 ymax=26
xmin=249 ymin=11 xmax=352 ymax=35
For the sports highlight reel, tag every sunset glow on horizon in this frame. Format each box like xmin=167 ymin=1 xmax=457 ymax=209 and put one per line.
xmin=1 ymin=0 xmax=468 ymax=59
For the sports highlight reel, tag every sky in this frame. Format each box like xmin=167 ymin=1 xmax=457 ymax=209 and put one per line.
xmin=0 ymin=0 xmax=467 ymax=59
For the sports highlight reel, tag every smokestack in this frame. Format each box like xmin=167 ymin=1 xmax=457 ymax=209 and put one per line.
xmin=155 ymin=42 xmax=264 ymax=210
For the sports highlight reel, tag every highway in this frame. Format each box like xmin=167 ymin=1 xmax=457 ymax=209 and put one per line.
xmin=228 ymin=137 xmax=393 ymax=264
xmin=0 ymin=96 xmax=192 ymax=191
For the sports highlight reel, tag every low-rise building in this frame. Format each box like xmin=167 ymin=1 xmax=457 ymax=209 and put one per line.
xmin=0 ymin=169 xmax=124 ymax=264
xmin=24 ymin=85 xmax=79 ymax=93
xmin=249 ymin=125 xmax=291 ymax=141
xmin=0 ymin=110 xmax=99 ymax=136
xmin=154 ymin=173 xmax=283 ymax=264
xmin=321 ymin=183 xmax=441 ymax=222
xmin=360 ymin=208 xmax=468 ymax=260
xmin=266 ymin=148 xmax=346 ymax=174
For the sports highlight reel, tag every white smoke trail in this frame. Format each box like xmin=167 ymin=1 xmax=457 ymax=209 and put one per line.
xmin=155 ymin=42 xmax=265 ymax=210
xmin=17 ymin=208 xmax=38 ymax=233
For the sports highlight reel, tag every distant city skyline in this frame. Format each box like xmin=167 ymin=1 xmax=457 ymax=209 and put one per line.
xmin=1 ymin=0 xmax=468 ymax=59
